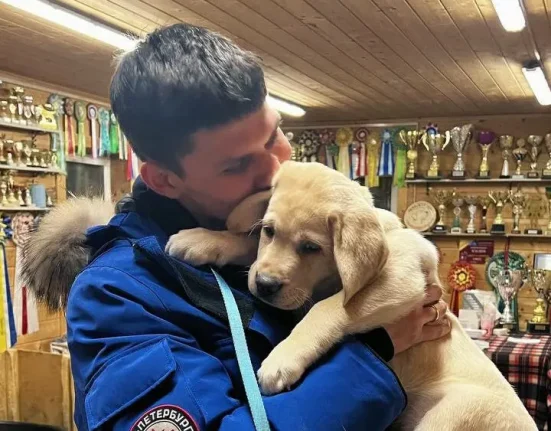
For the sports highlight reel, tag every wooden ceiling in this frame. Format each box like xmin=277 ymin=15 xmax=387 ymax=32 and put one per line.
xmin=1 ymin=0 xmax=551 ymax=125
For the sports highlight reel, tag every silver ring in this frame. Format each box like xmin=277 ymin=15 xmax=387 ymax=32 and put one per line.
xmin=430 ymin=304 xmax=440 ymax=323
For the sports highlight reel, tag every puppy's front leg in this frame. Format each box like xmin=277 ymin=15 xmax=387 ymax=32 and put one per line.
xmin=258 ymin=291 xmax=351 ymax=395
xmin=166 ymin=228 xmax=258 ymax=267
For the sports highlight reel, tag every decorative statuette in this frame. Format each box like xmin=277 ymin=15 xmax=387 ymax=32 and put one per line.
xmin=527 ymin=135 xmax=543 ymax=178
xmin=450 ymin=124 xmax=473 ymax=179
xmin=422 ymin=124 xmax=451 ymax=179
xmin=499 ymin=135 xmax=513 ymax=178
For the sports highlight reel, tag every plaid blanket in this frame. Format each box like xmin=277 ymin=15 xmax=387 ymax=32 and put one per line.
xmin=485 ymin=334 xmax=551 ymax=430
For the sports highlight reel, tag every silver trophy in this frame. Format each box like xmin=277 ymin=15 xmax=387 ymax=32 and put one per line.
xmin=496 ymin=268 xmax=526 ymax=326
xmin=527 ymin=135 xmax=543 ymax=178
xmin=499 ymin=135 xmax=514 ymax=178
xmin=465 ymin=195 xmax=478 ymax=234
xmin=450 ymin=124 xmax=473 ymax=178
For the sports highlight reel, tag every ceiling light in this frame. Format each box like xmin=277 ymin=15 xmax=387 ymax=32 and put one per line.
xmin=522 ymin=62 xmax=551 ymax=106
xmin=267 ymin=95 xmax=305 ymax=117
xmin=0 ymin=0 xmax=138 ymax=50
xmin=492 ymin=0 xmax=526 ymax=32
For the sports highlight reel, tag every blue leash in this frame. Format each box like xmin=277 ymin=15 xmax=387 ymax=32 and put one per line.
xmin=211 ymin=268 xmax=271 ymax=431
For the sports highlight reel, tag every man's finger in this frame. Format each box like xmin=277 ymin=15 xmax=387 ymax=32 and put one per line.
xmin=420 ymin=319 xmax=451 ymax=342
xmin=422 ymin=300 xmax=448 ymax=324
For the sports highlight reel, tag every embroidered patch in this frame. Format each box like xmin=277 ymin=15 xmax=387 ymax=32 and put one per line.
xmin=131 ymin=405 xmax=199 ymax=431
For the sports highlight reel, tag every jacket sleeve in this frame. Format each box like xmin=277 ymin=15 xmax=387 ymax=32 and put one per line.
xmin=67 ymin=266 xmax=406 ymax=431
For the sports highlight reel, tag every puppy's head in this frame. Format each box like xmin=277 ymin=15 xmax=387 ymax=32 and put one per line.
xmin=248 ymin=161 xmax=388 ymax=310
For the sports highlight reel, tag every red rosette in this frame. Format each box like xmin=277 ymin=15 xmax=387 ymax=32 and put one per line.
xmin=355 ymin=127 xmax=369 ymax=143
xmin=447 ymin=261 xmax=477 ymax=316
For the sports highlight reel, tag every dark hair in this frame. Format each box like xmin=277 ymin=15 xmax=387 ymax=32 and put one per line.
xmin=110 ymin=23 xmax=267 ymax=173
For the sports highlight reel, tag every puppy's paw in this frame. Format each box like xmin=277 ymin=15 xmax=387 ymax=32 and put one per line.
xmin=165 ymin=228 xmax=227 ymax=266
xmin=257 ymin=345 xmax=307 ymax=395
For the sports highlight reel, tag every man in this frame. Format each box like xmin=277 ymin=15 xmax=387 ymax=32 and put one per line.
xmin=64 ymin=23 xmax=449 ymax=430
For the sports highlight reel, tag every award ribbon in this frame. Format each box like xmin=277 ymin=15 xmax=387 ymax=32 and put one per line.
xmin=87 ymin=104 xmax=98 ymax=159
xmin=0 ymin=221 xmax=16 ymax=352
xmin=378 ymin=129 xmax=395 ymax=177
xmin=367 ymin=134 xmax=380 ymax=188
xmin=118 ymin=124 xmax=125 ymax=160
xmin=336 ymin=127 xmax=353 ymax=177
xmin=75 ymin=101 xmax=87 ymax=157
xmin=393 ymin=132 xmax=407 ymax=188
xmin=448 ymin=261 xmax=476 ymax=316
xmin=64 ymin=98 xmax=76 ymax=157
xmin=98 ymin=108 xmax=110 ymax=157
xmin=298 ymin=130 xmax=319 ymax=163
xmin=355 ymin=128 xmax=368 ymax=179
xmin=109 ymin=111 xmax=120 ymax=155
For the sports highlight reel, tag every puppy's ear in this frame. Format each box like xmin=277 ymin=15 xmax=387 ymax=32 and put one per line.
xmin=226 ymin=190 xmax=271 ymax=233
xmin=329 ymin=209 xmax=389 ymax=306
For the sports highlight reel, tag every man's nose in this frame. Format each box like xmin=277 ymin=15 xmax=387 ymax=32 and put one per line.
xmin=254 ymin=154 xmax=281 ymax=191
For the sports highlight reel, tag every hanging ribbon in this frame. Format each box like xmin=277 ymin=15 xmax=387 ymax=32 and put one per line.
xmin=64 ymin=98 xmax=75 ymax=157
xmin=12 ymin=213 xmax=39 ymax=336
xmin=0 ymin=221 xmax=16 ymax=352
xmin=378 ymin=129 xmax=395 ymax=177
xmin=98 ymin=108 xmax=110 ymax=157
xmin=75 ymin=101 xmax=87 ymax=157
xmin=357 ymin=143 xmax=366 ymax=178
xmin=118 ymin=124 xmax=125 ymax=160
xmin=393 ymin=128 xmax=407 ymax=188
xmin=351 ymin=142 xmax=361 ymax=179
xmin=298 ymin=130 xmax=319 ymax=163
xmin=47 ymin=94 xmax=66 ymax=172
xmin=87 ymin=104 xmax=98 ymax=159
xmin=367 ymin=134 xmax=380 ymax=188
xmin=109 ymin=112 xmax=120 ymax=155
xmin=336 ymin=127 xmax=353 ymax=177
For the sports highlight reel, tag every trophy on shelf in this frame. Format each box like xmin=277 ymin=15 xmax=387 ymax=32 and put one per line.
xmin=398 ymin=129 xmax=422 ymax=179
xmin=450 ymin=191 xmax=464 ymax=233
xmin=0 ymin=134 xmax=5 ymax=164
xmin=429 ymin=188 xmax=451 ymax=233
xmin=524 ymin=194 xmax=546 ymax=235
xmin=479 ymin=195 xmax=493 ymax=233
xmin=0 ymin=181 xmax=7 ymax=206
xmin=465 ymin=195 xmax=479 ymax=234
xmin=477 ymin=130 xmax=495 ymax=178
xmin=510 ymin=188 xmax=527 ymax=234
xmin=0 ymin=100 xmax=9 ymax=123
xmin=546 ymin=187 xmax=551 ymax=235
xmin=488 ymin=190 xmax=512 ymax=234
xmin=542 ymin=133 xmax=551 ymax=178
xmin=422 ymin=124 xmax=451 ymax=179
xmin=499 ymin=135 xmax=514 ymax=178
xmin=512 ymin=138 xmax=528 ymax=179
xmin=450 ymin=124 xmax=473 ymax=179
xmin=527 ymin=135 xmax=543 ymax=178
xmin=496 ymin=267 xmax=527 ymax=327
xmin=526 ymin=268 xmax=551 ymax=334
xmin=13 ymin=141 xmax=23 ymax=166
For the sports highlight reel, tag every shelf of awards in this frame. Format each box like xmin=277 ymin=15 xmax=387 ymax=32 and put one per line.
xmin=0 ymin=119 xmax=60 ymax=135
xmin=0 ymin=164 xmax=62 ymax=175
xmin=422 ymin=232 xmax=551 ymax=239
xmin=406 ymin=178 xmax=551 ymax=184
xmin=0 ymin=206 xmax=50 ymax=212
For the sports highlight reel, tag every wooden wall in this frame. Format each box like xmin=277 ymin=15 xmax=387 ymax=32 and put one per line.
xmin=396 ymin=114 xmax=551 ymax=330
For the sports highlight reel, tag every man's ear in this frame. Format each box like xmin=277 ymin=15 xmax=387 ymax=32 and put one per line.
xmin=329 ymin=209 xmax=389 ymax=306
xmin=226 ymin=190 xmax=271 ymax=233
xmin=140 ymin=162 xmax=184 ymax=199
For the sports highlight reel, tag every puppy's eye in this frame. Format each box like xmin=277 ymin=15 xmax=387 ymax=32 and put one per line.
xmin=299 ymin=241 xmax=321 ymax=254
xmin=263 ymin=225 xmax=275 ymax=238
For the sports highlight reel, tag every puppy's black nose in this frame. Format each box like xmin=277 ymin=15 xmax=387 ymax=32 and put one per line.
xmin=255 ymin=273 xmax=283 ymax=297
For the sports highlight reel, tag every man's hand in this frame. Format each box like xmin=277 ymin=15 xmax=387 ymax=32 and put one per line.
xmin=384 ymin=283 xmax=450 ymax=355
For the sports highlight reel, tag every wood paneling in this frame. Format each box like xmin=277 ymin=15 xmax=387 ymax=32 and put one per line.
xmin=1 ymin=0 xmax=551 ymax=123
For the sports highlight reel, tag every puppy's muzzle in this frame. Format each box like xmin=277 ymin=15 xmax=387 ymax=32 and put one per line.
xmin=255 ymin=273 xmax=283 ymax=298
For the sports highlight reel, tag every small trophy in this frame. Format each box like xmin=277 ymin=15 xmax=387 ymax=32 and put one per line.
xmin=0 ymin=181 xmax=7 ymax=206
xmin=499 ymin=135 xmax=514 ymax=178
xmin=526 ymin=269 xmax=550 ymax=334
xmin=546 ymin=187 xmax=551 ymax=235
xmin=510 ymin=188 xmax=526 ymax=234
xmin=479 ymin=195 xmax=493 ymax=233
xmin=430 ymin=188 xmax=451 ymax=233
xmin=512 ymin=138 xmax=528 ymax=179
xmin=0 ymin=134 xmax=5 ymax=164
xmin=465 ymin=195 xmax=478 ymax=234
xmin=496 ymin=268 xmax=527 ymax=327
xmin=25 ymin=187 xmax=33 ymax=207
xmin=398 ymin=129 xmax=422 ymax=179
xmin=422 ymin=124 xmax=451 ymax=179
xmin=22 ymin=96 xmax=33 ymax=125
xmin=0 ymin=100 xmax=9 ymax=123
xmin=22 ymin=141 xmax=32 ymax=166
xmin=527 ymin=135 xmax=543 ymax=178
xmin=543 ymin=133 xmax=551 ymax=178
xmin=525 ymin=194 xmax=546 ymax=235
xmin=450 ymin=124 xmax=473 ymax=179
xmin=13 ymin=141 xmax=23 ymax=166
xmin=7 ymin=95 xmax=18 ymax=123
xmin=488 ymin=190 xmax=512 ymax=234
xmin=450 ymin=191 xmax=464 ymax=233
xmin=477 ymin=130 xmax=495 ymax=178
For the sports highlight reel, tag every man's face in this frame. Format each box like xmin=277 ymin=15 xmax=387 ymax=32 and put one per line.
xmin=174 ymin=102 xmax=292 ymax=227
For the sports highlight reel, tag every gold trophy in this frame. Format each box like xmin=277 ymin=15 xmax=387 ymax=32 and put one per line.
xmin=422 ymin=124 xmax=451 ymax=179
xmin=450 ymin=124 xmax=473 ymax=179
xmin=512 ymin=138 xmax=528 ymax=179
xmin=450 ymin=190 xmax=464 ymax=233
xmin=398 ymin=129 xmax=422 ymax=179
xmin=465 ymin=195 xmax=478 ymax=234
xmin=510 ymin=188 xmax=526 ymax=234
xmin=429 ymin=188 xmax=451 ymax=233
xmin=542 ymin=133 xmax=551 ymax=178
xmin=488 ymin=190 xmax=512 ymax=234
xmin=479 ymin=195 xmax=493 ymax=233
xmin=477 ymin=130 xmax=495 ymax=178
xmin=499 ymin=135 xmax=514 ymax=178
xmin=525 ymin=194 xmax=546 ymax=235
xmin=545 ymin=187 xmax=551 ymax=235
xmin=527 ymin=135 xmax=543 ymax=178
xmin=526 ymin=268 xmax=550 ymax=334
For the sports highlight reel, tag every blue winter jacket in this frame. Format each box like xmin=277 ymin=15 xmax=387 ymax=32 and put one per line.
xmin=66 ymin=178 xmax=407 ymax=431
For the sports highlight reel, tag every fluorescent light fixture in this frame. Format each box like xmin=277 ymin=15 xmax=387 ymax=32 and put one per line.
xmin=267 ymin=95 xmax=305 ymax=117
xmin=522 ymin=62 xmax=551 ymax=106
xmin=0 ymin=0 xmax=138 ymax=50
xmin=492 ymin=0 xmax=526 ymax=32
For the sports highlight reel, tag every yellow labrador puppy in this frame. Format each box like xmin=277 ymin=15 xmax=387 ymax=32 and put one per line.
xmin=166 ymin=161 xmax=536 ymax=431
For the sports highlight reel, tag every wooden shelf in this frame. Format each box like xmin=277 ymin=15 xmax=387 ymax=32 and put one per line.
xmin=406 ymin=178 xmax=551 ymax=184
xmin=0 ymin=119 xmax=60 ymax=134
xmin=422 ymin=232 xmax=551 ymax=239
xmin=0 ymin=164 xmax=63 ymax=175
xmin=0 ymin=206 xmax=51 ymax=212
